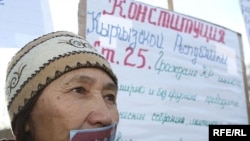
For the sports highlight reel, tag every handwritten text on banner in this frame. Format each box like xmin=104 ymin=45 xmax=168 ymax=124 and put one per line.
xmin=79 ymin=0 xmax=249 ymax=140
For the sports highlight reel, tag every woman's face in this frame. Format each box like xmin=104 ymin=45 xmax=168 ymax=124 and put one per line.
xmin=28 ymin=68 xmax=119 ymax=141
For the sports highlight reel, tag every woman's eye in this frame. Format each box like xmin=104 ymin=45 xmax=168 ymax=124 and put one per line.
xmin=71 ymin=87 xmax=87 ymax=94
xmin=103 ymin=94 xmax=116 ymax=105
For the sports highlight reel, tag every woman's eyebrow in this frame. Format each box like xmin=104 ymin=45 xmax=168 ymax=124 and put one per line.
xmin=104 ymin=83 xmax=118 ymax=92
xmin=63 ymin=74 xmax=117 ymax=91
xmin=64 ymin=75 xmax=95 ymax=84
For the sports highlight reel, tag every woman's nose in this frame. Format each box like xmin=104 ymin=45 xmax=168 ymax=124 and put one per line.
xmin=87 ymin=96 xmax=113 ymax=126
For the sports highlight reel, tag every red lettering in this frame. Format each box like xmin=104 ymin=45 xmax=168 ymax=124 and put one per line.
xmin=148 ymin=8 xmax=156 ymax=25
xmin=103 ymin=0 xmax=126 ymax=18
xmin=128 ymin=2 xmax=137 ymax=19
xmin=193 ymin=21 xmax=201 ymax=38
xmin=102 ymin=0 xmax=227 ymax=44
xmin=170 ymin=15 xmax=181 ymax=31
xmin=218 ymin=30 xmax=225 ymax=43
xmin=158 ymin=11 xmax=171 ymax=27
xmin=102 ymin=48 xmax=116 ymax=63
xmin=135 ymin=3 xmax=148 ymax=22
xmin=181 ymin=18 xmax=193 ymax=33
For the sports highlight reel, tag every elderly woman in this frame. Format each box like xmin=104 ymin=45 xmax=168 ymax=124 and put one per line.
xmin=2 ymin=31 xmax=119 ymax=141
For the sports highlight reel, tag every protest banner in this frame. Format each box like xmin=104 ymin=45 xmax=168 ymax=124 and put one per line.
xmin=78 ymin=0 xmax=249 ymax=140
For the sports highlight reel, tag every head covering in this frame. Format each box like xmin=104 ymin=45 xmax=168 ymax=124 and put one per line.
xmin=5 ymin=31 xmax=118 ymax=123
